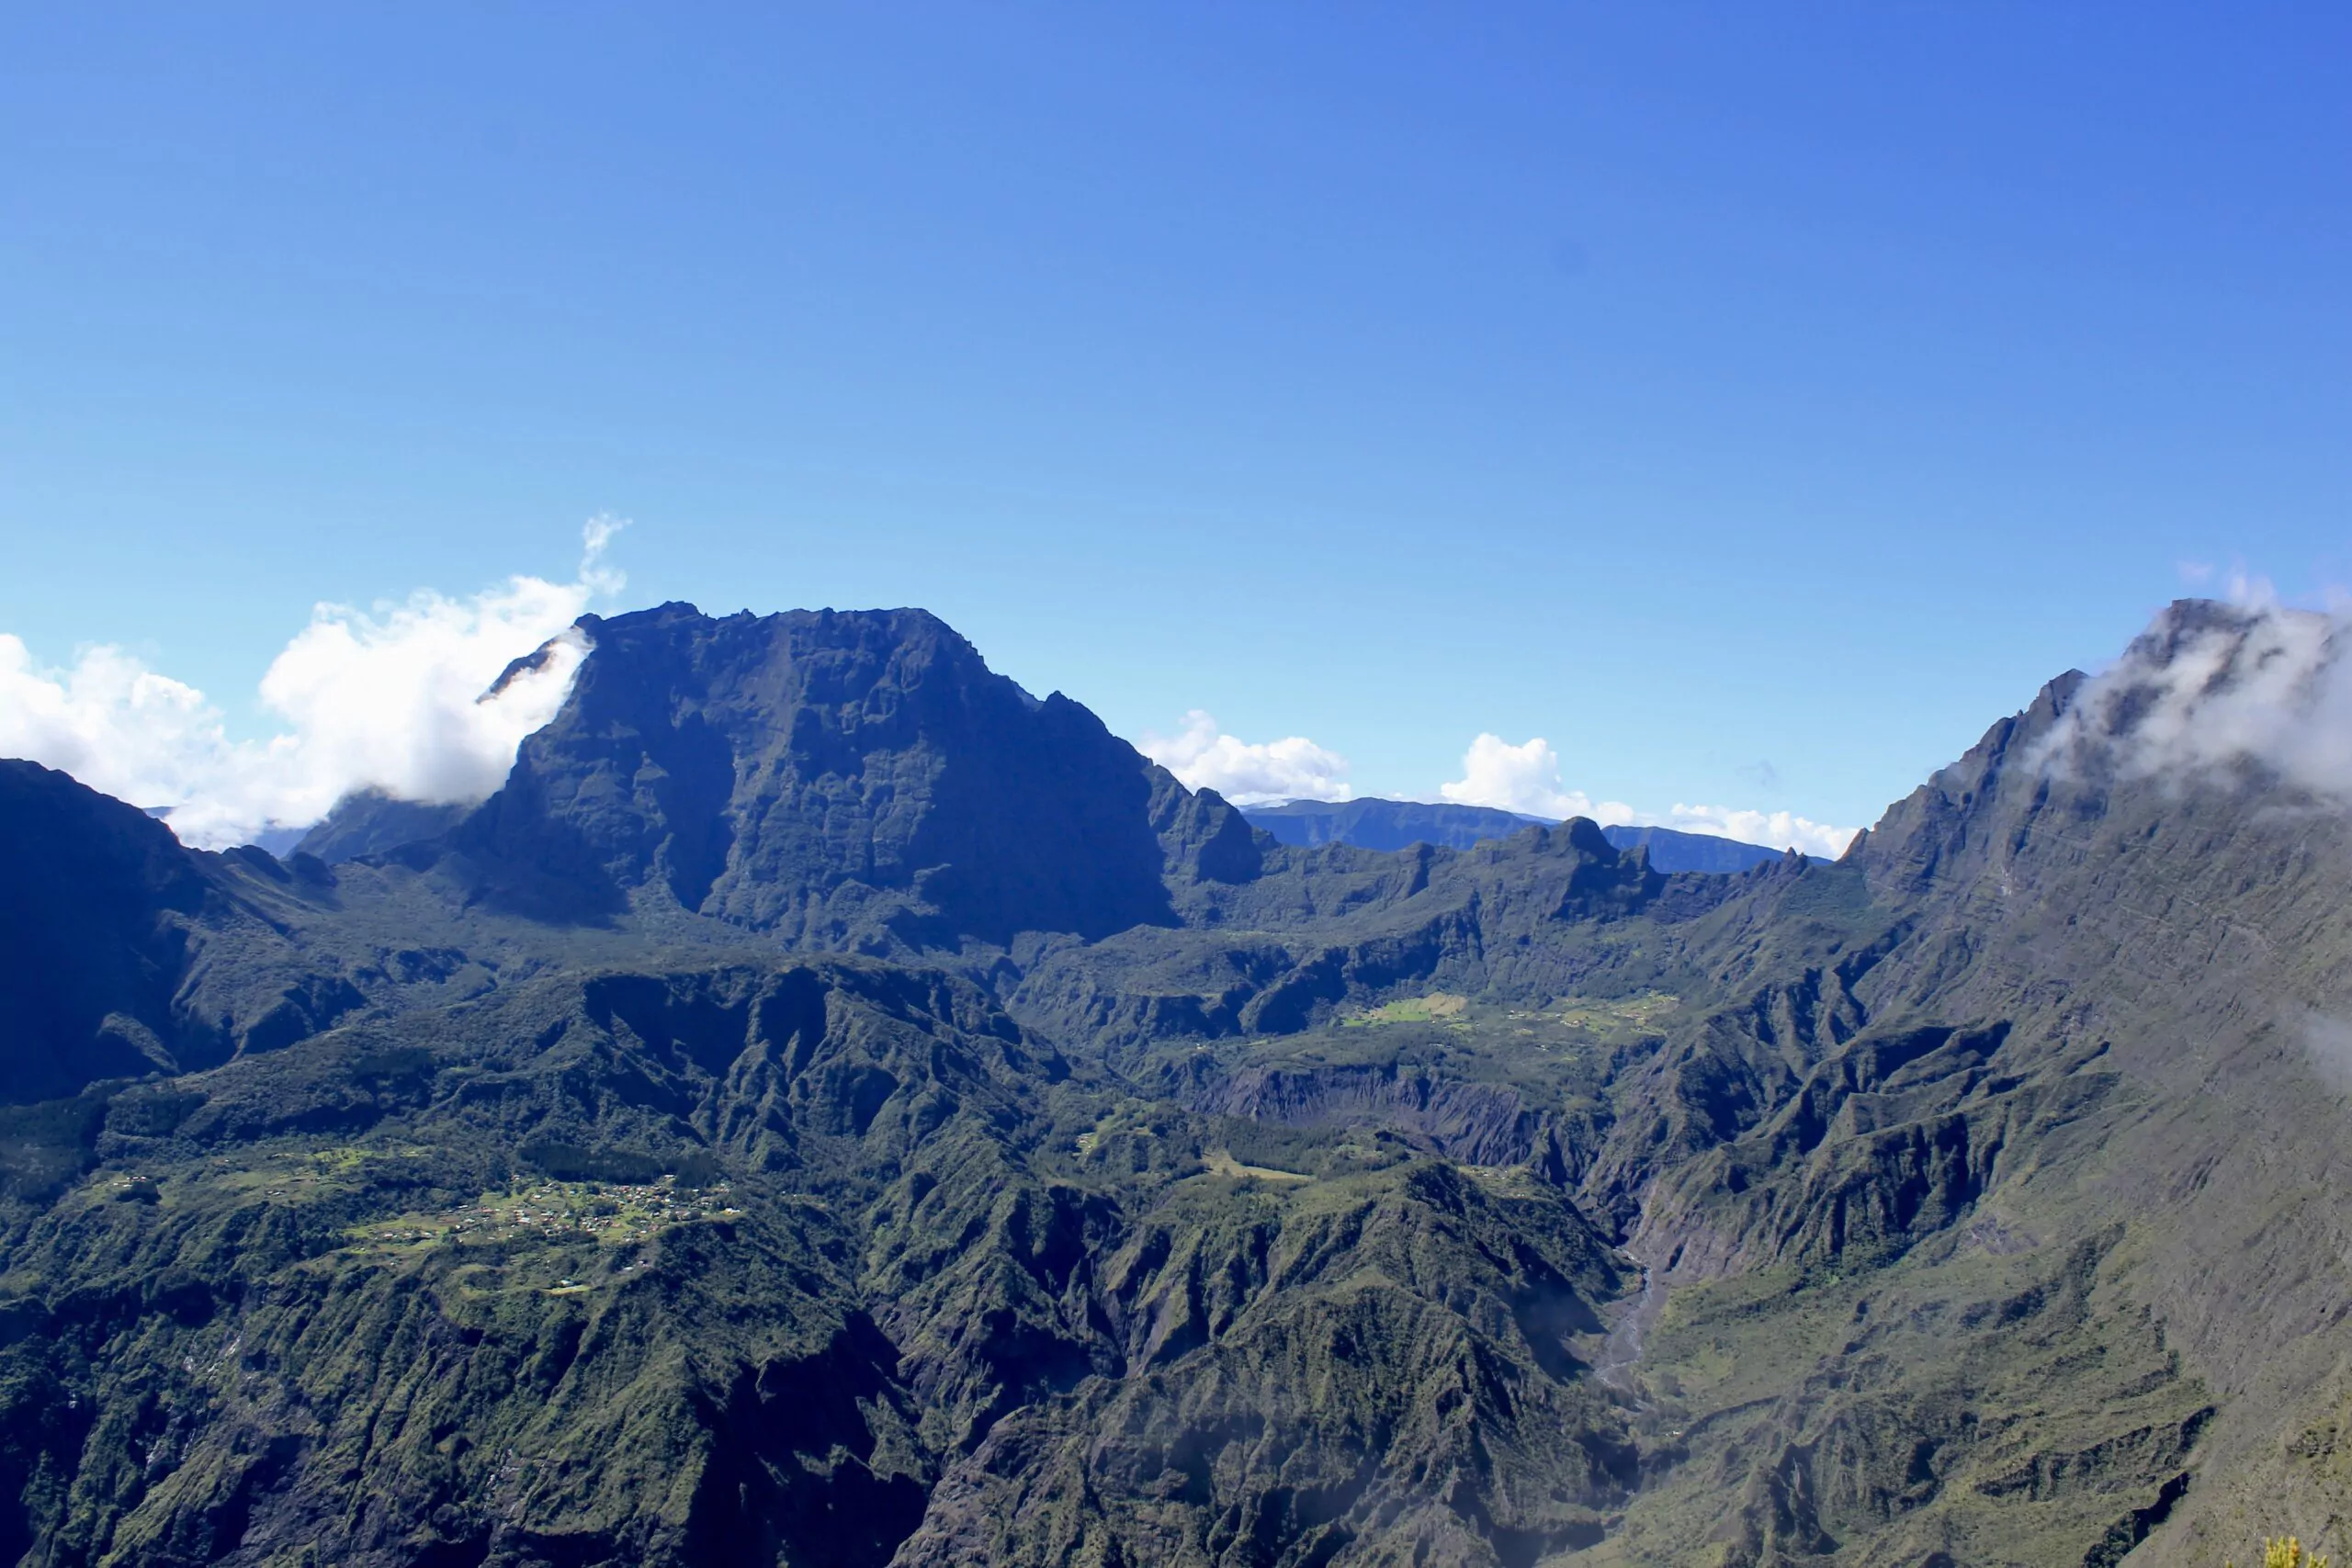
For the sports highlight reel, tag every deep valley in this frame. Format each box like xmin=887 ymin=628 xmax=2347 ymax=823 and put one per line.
xmin=2 ymin=599 xmax=2346 ymax=1567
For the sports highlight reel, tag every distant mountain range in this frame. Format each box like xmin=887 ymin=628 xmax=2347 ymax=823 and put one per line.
xmin=0 ymin=596 xmax=2343 ymax=1566
xmin=1240 ymin=797 xmax=1789 ymax=873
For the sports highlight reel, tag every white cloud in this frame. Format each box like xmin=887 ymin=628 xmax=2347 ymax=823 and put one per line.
xmin=2301 ymin=1014 xmax=2352 ymax=1096
xmin=0 ymin=640 xmax=224 ymax=814
xmin=1437 ymin=733 xmax=1859 ymax=856
xmin=1137 ymin=711 xmax=1352 ymax=806
xmin=0 ymin=518 xmax=625 ymax=849
xmin=2032 ymin=583 xmax=2352 ymax=802
xmin=1661 ymin=803 xmax=1860 ymax=859
xmin=1440 ymin=734 xmax=1635 ymax=823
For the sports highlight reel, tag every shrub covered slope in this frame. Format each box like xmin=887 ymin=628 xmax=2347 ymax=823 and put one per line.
xmin=0 ymin=600 xmax=2346 ymax=1566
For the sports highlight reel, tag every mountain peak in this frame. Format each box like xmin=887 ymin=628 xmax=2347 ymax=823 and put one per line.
xmin=452 ymin=603 xmax=1174 ymax=944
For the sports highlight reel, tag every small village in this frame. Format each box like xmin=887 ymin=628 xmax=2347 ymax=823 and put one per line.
xmin=346 ymin=1174 xmax=743 ymax=1255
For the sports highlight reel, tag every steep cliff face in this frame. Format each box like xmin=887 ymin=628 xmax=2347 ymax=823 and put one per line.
xmin=0 ymin=761 xmax=210 ymax=1101
xmin=1842 ymin=653 xmax=2352 ymax=1567
xmin=1556 ymin=607 xmax=2352 ymax=1565
xmin=0 ymin=764 xmax=379 ymax=1104
xmin=453 ymin=604 xmax=1178 ymax=945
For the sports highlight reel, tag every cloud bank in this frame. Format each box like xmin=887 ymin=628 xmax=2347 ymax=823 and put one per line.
xmin=0 ymin=519 xmax=624 ymax=849
xmin=1137 ymin=711 xmax=1353 ymax=806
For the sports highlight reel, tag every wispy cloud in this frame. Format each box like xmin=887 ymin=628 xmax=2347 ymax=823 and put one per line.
xmin=0 ymin=518 xmax=626 ymax=849
xmin=1136 ymin=711 xmax=1352 ymax=806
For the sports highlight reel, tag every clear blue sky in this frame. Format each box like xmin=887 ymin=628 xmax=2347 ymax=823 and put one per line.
xmin=3 ymin=4 xmax=2346 ymax=831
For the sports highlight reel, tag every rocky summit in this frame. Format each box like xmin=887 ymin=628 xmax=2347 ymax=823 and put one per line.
xmin=1 ymin=598 xmax=2347 ymax=1567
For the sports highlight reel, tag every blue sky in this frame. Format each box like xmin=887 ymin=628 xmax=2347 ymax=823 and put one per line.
xmin=3 ymin=4 xmax=2346 ymax=844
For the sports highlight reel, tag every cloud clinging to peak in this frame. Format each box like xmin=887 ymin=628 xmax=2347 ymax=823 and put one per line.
xmin=1136 ymin=711 xmax=1353 ymax=806
xmin=2033 ymin=580 xmax=2352 ymax=803
xmin=0 ymin=519 xmax=626 ymax=849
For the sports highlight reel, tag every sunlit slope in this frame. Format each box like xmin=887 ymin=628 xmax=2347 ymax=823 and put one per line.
xmin=2 ymin=598 xmax=2349 ymax=1564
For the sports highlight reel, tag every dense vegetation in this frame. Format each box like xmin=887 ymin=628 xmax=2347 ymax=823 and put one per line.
xmin=0 ymin=600 xmax=2346 ymax=1565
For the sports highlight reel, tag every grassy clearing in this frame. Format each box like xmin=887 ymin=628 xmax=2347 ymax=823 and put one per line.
xmin=1202 ymin=1150 xmax=1315 ymax=1182
xmin=1455 ymin=1163 xmax=1544 ymax=1196
xmin=1340 ymin=992 xmax=1470 ymax=1028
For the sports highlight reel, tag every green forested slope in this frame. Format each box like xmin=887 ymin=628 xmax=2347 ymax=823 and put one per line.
xmin=0 ymin=600 xmax=2346 ymax=1566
